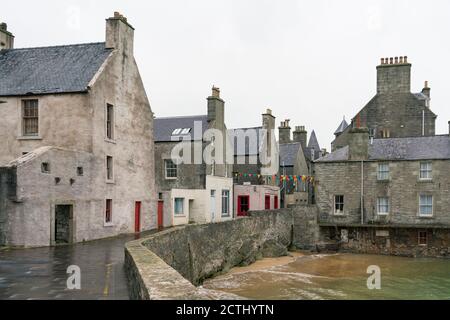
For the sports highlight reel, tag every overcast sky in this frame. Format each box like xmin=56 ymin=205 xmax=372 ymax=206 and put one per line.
xmin=3 ymin=0 xmax=450 ymax=149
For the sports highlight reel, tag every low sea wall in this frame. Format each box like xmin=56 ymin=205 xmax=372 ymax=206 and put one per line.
xmin=124 ymin=210 xmax=295 ymax=300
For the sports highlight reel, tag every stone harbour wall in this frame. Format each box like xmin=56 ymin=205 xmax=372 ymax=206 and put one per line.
xmin=124 ymin=210 xmax=296 ymax=299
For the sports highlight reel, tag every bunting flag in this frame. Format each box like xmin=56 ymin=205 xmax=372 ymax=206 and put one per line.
xmin=233 ymin=172 xmax=316 ymax=185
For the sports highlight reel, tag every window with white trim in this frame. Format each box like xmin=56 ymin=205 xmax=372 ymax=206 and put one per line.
xmin=377 ymin=197 xmax=389 ymax=215
xmin=419 ymin=195 xmax=433 ymax=217
xmin=165 ymin=160 xmax=177 ymax=179
xmin=221 ymin=190 xmax=230 ymax=217
xmin=22 ymin=99 xmax=39 ymax=136
xmin=419 ymin=162 xmax=432 ymax=180
xmin=377 ymin=163 xmax=390 ymax=180
xmin=174 ymin=198 xmax=184 ymax=215
xmin=334 ymin=195 xmax=344 ymax=215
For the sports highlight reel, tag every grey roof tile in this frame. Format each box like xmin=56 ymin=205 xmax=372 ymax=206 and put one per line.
xmin=316 ymin=135 xmax=450 ymax=162
xmin=334 ymin=119 xmax=349 ymax=135
xmin=154 ymin=115 xmax=208 ymax=142
xmin=0 ymin=43 xmax=112 ymax=96
xmin=280 ymin=142 xmax=301 ymax=167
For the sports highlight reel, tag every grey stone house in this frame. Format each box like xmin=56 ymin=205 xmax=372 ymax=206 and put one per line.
xmin=0 ymin=13 xmax=156 ymax=247
xmin=314 ymin=57 xmax=450 ymax=257
xmin=278 ymin=121 xmax=321 ymax=207
xmin=332 ymin=56 xmax=436 ymax=151
xmin=154 ymin=87 xmax=233 ymax=227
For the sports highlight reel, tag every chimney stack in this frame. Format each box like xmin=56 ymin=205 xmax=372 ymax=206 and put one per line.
xmin=422 ymin=80 xmax=431 ymax=100
xmin=278 ymin=120 xmax=291 ymax=144
xmin=293 ymin=126 xmax=308 ymax=150
xmin=377 ymin=56 xmax=411 ymax=94
xmin=348 ymin=128 xmax=369 ymax=161
xmin=0 ymin=22 xmax=14 ymax=50
xmin=106 ymin=12 xmax=134 ymax=55
xmin=207 ymin=86 xmax=225 ymax=127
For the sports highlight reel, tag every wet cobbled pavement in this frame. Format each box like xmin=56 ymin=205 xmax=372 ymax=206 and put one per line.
xmin=0 ymin=232 xmax=157 ymax=300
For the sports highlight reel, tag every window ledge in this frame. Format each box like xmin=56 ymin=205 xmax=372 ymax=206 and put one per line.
xmin=17 ymin=136 xmax=42 ymax=141
xmin=418 ymin=179 xmax=433 ymax=183
xmin=377 ymin=179 xmax=390 ymax=183
xmin=174 ymin=215 xmax=186 ymax=218
xmin=377 ymin=213 xmax=389 ymax=216
xmin=104 ymin=223 xmax=114 ymax=228
xmin=333 ymin=213 xmax=347 ymax=217
xmin=418 ymin=215 xmax=434 ymax=219
xmin=105 ymin=138 xmax=116 ymax=144
xmin=165 ymin=177 xmax=178 ymax=180
xmin=106 ymin=180 xmax=115 ymax=185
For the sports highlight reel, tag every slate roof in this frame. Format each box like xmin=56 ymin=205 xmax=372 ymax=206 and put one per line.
xmin=334 ymin=119 xmax=349 ymax=135
xmin=229 ymin=126 xmax=263 ymax=156
xmin=154 ymin=115 xmax=209 ymax=142
xmin=316 ymin=135 xmax=450 ymax=162
xmin=0 ymin=43 xmax=113 ymax=96
xmin=280 ymin=142 xmax=301 ymax=167
xmin=308 ymin=130 xmax=320 ymax=150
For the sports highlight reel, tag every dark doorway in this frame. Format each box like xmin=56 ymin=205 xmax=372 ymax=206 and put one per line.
xmin=55 ymin=205 xmax=73 ymax=245
xmin=237 ymin=196 xmax=250 ymax=217
xmin=157 ymin=201 xmax=164 ymax=230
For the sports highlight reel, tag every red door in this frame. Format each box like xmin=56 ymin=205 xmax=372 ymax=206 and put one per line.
xmin=265 ymin=195 xmax=271 ymax=210
xmin=135 ymin=202 xmax=141 ymax=233
xmin=237 ymin=196 xmax=250 ymax=217
xmin=157 ymin=201 xmax=164 ymax=229
xmin=274 ymin=196 xmax=279 ymax=209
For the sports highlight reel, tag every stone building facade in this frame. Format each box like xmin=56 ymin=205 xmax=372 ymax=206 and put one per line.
xmin=0 ymin=13 xmax=156 ymax=247
xmin=315 ymin=125 xmax=450 ymax=257
xmin=333 ymin=57 xmax=436 ymax=151
xmin=154 ymin=87 xmax=233 ymax=227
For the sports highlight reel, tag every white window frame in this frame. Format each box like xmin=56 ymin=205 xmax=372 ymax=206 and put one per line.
xmin=419 ymin=194 xmax=433 ymax=217
xmin=164 ymin=159 xmax=178 ymax=179
xmin=174 ymin=198 xmax=185 ymax=216
xmin=221 ymin=190 xmax=230 ymax=217
xmin=334 ymin=195 xmax=345 ymax=215
xmin=377 ymin=163 xmax=390 ymax=181
xmin=419 ymin=162 xmax=432 ymax=180
xmin=21 ymin=99 xmax=39 ymax=137
xmin=377 ymin=197 xmax=390 ymax=215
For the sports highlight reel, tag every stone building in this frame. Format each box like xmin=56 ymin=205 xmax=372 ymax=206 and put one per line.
xmin=332 ymin=57 xmax=436 ymax=151
xmin=0 ymin=13 xmax=156 ymax=247
xmin=230 ymin=109 xmax=280 ymax=216
xmin=314 ymin=57 xmax=450 ymax=257
xmin=278 ymin=121 xmax=321 ymax=207
xmin=154 ymin=87 xmax=233 ymax=227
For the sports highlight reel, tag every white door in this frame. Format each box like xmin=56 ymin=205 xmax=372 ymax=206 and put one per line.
xmin=210 ymin=190 xmax=216 ymax=222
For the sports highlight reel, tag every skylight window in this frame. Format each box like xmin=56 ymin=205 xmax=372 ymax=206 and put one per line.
xmin=172 ymin=128 xmax=191 ymax=135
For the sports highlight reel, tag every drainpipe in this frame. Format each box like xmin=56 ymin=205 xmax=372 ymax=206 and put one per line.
xmin=422 ymin=110 xmax=425 ymax=136
xmin=361 ymin=160 xmax=364 ymax=225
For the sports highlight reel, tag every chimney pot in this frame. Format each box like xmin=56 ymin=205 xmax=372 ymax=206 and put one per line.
xmin=389 ymin=57 xmax=394 ymax=64
xmin=380 ymin=58 xmax=385 ymax=65
xmin=395 ymin=57 xmax=399 ymax=64
xmin=399 ymin=56 xmax=404 ymax=64
xmin=266 ymin=108 xmax=272 ymax=115
xmin=404 ymin=56 xmax=408 ymax=63
xmin=211 ymin=86 xmax=220 ymax=98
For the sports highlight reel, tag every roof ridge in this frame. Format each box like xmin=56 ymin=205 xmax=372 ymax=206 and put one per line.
xmin=1 ymin=42 xmax=107 ymax=52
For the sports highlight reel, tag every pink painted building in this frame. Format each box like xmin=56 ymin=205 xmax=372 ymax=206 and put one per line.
xmin=234 ymin=184 xmax=280 ymax=217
